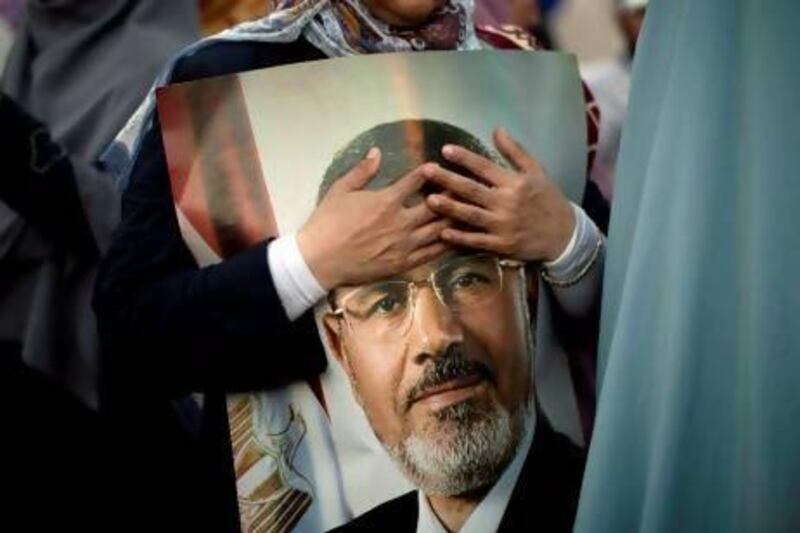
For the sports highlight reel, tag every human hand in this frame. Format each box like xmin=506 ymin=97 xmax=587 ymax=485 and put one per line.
xmin=298 ymin=148 xmax=450 ymax=289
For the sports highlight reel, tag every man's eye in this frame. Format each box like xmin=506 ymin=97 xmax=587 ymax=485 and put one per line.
xmin=368 ymin=295 xmax=404 ymax=317
xmin=451 ymin=272 xmax=491 ymax=289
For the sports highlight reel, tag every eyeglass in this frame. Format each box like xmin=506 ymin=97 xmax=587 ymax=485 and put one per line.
xmin=330 ymin=254 xmax=523 ymax=343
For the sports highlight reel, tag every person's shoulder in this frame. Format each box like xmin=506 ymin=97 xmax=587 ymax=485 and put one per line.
xmin=170 ymin=37 xmax=327 ymax=84
xmin=329 ymin=491 xmax=418 ymax=533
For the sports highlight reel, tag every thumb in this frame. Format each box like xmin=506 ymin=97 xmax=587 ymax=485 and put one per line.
xmin=330 ymin=147 xmax=382 ymax=194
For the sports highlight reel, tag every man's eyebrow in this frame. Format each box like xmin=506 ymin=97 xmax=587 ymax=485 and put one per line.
xmin=432 ymin=252 xmax=471 ymax=269
xmin=341 ymin=253 xmax=476 ymax=293
xmin=366 ymin=277 xmax=412 ymax=286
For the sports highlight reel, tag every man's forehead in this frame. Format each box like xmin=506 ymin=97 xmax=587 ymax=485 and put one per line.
xmin=398 ymin=250 xmax=470 ymax=279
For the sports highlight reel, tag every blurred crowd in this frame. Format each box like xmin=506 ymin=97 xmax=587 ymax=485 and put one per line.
xmin=3 ymin=1 xmax=796 ymax=532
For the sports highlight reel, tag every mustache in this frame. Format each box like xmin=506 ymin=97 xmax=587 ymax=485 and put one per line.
xmin=404 ymin=346 xmax=492 ymax=411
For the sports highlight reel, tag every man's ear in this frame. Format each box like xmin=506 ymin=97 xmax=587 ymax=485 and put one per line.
xmin=323 ymin=313 xmax=355 ymax=380
xmin=323 ymin=313 xmax=364 ymax=406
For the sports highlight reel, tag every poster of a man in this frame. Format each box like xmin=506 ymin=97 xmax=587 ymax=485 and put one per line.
xmin=321 ymin=120 xmax=585 ymax=532
xmin=155 ymin=50 xmax=591 ymax=532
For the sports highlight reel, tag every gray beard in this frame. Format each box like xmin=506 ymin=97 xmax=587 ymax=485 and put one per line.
xmin=385 ymin=399 xmax=527 ymax=496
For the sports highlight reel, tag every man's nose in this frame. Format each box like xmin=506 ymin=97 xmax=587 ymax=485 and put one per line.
xmin=410 ymin=287 xmax=463 ymax=365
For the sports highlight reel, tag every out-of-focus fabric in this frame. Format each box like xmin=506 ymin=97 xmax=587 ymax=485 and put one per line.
xmin=577 ymin=0 xmax=800 ymax=530
xmin=0 ymin=0 xmax=24 ymax=71
xmin=581 ymin=58 xmax=631 ymax=200
xmin=3 ymin=0 xmax=199 ymax=163
xmin=0 ymin=18 xmax=12 ymax=70
xmin=0 ymin=0 xmax=24 ymax=28
xmin=0 ymin=0 xmax=200 ymax=408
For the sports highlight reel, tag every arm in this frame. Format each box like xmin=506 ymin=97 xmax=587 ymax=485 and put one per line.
xmin=93 ymin=114 xmax=326 ymax=398
xmin=540 ymin=204 xmax=604 ymax=438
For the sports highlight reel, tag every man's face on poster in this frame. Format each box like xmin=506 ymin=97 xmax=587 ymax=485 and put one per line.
xmin=325 ymin=251 xmax=534 ymax=495
xmin=321 ymin=120 xmax=536 ymax=496
xmin=328 ymin=254 xmax=531 ymax=434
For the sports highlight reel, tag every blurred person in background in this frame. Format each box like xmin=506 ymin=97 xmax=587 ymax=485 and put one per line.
xmin=0 ymin=0 xmax=199 ymax=526
xmin=476 ymin=0 xmax=555 ymax=49
xmin=580 ymin=0 xmax=648 ymax=201
xmin=0 ymin=90 xmax=104 ymax=530
xmin=1 ymin=0 xmax=199 ymax=408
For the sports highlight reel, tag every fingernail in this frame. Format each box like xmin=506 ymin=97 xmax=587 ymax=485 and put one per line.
xmin=497 ymin=127 xmax=509 ymax=138
xmin=366 ymin=147 xmax=380 ymax=160
xmin=428 ymin=195 xmax=441 ymax=206
xmin=442 ymin=145 xmax=456 ymax=158
xmin=423 ymin=163 xmax=438 ymax=177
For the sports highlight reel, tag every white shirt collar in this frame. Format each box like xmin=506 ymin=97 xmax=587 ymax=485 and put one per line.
xmin=416 ymin=413 xmax=536 ymax=533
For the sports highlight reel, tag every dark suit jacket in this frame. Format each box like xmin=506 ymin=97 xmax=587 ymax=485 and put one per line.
xmin=333 ymin=417 xmax=586 ymax=533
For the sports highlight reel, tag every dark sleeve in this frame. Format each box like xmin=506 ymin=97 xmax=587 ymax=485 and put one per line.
xmin=581 ymin=179 xmax=610 ymax=236
xmin=0 ymin=93 xmax=97 ymax=257
xmin=93 ymin=111 xmax=326 ymax=399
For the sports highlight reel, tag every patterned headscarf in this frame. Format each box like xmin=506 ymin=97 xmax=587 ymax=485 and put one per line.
xmin=251 ymin=0 xmax=480 ymax=55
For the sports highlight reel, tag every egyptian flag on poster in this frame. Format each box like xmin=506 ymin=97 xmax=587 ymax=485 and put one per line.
xmin=157 ymin=76 xmax=349 ymax=533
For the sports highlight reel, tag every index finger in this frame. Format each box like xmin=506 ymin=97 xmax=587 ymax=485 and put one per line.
xmin=423 ymin=163 xmax=494 ymax=208
xmin=329 ymin=147 xmax=382 ymax=194
xmin=441 ymin=144 xmax=511 ymax=187
xmin=387 ymin=164 xmax=428 ymax=200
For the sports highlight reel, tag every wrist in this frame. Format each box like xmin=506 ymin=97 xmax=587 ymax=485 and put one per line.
xmin=268 ymin=234 xmax=328 ymax=319
xmin=544 ymin=200 xmax=577 ymax=262
xmin=296 ymin=227 xmax=337 ymax=291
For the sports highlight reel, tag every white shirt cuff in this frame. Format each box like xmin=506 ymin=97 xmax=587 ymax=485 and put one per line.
xmin=543 ymin=203 xmax=603 ymax=282
xmin=267 ymin=233 xmax=327 ymax=321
